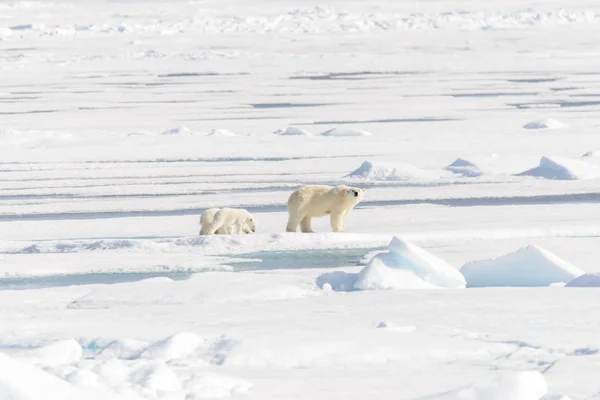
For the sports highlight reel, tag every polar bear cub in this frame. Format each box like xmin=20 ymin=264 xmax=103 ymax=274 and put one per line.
xmin=200 ymin=208 xmax=241 ymax=235
xmin=199 ymin=208 xmax=256 ymax=235
xmin=286 ymin=185 xmax=364 ymax=233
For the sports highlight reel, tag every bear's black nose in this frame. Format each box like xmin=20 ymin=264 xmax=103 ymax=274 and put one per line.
xmin=354 ymin=192 xmax=358 ymax=197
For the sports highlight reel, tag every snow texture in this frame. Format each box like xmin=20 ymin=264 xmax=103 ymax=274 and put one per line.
xmin=461 ymin=245 xmax=585 ymax=287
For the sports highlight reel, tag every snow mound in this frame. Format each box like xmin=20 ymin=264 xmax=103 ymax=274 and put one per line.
xmin=346 ymin=160 xmax=445 ymax=181
xmin=207 ymin=128 xmax=237 ymax=137
xmin=461 ymin=245 xmax=584 ymax=287
xmin=186 ymin=373 xmax=253 ymax=399
xmin=523 ymin=118 xmax=568 ymax=129
xmin=96 ymin=339 xmax=150 ymax=360
xmin=321 ymin=127 xmax=371 ymax=137
xmin=273 ymin=126 xmax=312 ymax=136
xmin=161 ymin=126 xmax=194 ymax=135
xmin=565 ymin=273 xmax=600 ymax=287
xmin=425 ymin=371 xmax=547 ymax=400
xmin=0 ymin=353 xmax=102 ymax=400
xmin=517 ymin=156 xmax=600 ymax=180
xmin=444 ymin=158 xmax=483 ymax=177
xmin=30 ymin=340 xmax=83 ymax=367
xmin=354 ymin=237 xmax=466 ymax=290
xmin=140 ymin=332 xmax=204 ymax=361
xmin=130 ymin=363 xmax=181 ymax=393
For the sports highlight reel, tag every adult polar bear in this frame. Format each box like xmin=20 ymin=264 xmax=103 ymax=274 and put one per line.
xmin=286 ymin=185 xmax=364 ymax=233
xmin=200 ymin=207 xmax=256 ymax=235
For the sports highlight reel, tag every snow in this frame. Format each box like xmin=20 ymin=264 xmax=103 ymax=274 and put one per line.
xmin=273 ymin=126 xmax=313 ymax=136
xmin=346 ymin=160 xmax=446 ymax=181
xmin=425 ymin=371 xmax=548 ymax=400
xmin=208 ymin=128 xmax=237 ymax=137
xmin=160 ymin=126 xmax=195 ymax=136
xmin=140 ymin=332 xmax=203 ymax=362
xmin=185 ymin=373 xmax=253 ymax=399
xmin=96 ymin=339 xmax=150 ymax=361
xmin=461 ymin=245 xmax=585 ymax=287
xmin=2 ymin=0 xmax=600 ymax=398
xmin=444 ymin=158 xmax=483 ymax=177
xmin=565 ymin=273 xmax=600 ymax=287
xmin=354 ymin=237 xmax=466 ymax=290
xmin=0 ymin=353 xmax=108 ymax=400
xmin=28 ymin=340 xmax=82 ymax=367
xmin=517 ymin=156 xmax=600 ymax=180
xmin=320 ymin=127 xmax=371 ymax=137
xmin=523 ymin=119 xmax=569 ymax=130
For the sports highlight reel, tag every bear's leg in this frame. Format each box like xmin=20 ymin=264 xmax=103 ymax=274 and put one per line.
xmin=300 ymin=216 xmax=314 ymax=233
xmin=330 ymin=211 xmax=344 ymax=233
xmin=286 ymin=211 xmax=302 ymax=232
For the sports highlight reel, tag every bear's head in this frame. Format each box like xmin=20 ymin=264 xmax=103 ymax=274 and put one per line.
xmin=344 ymin=187 xmax=365 ymax=205
xmin=245 ymin=214 xmax=257 ymax=233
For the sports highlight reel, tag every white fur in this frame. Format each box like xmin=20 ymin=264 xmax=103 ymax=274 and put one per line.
xmin=200 ymin=208 xmax=256 ymax=236
xmin=286 ymin=185 xmax=364 ymax=233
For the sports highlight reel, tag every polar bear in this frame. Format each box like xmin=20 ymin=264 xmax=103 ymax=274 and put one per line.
xmin=200 ymin=208 xmax=248 ymax=235
xmin=286 ymin=185 xmax=364 ymax=233
xmin=200 ymin=207 xmax=256 ymax=235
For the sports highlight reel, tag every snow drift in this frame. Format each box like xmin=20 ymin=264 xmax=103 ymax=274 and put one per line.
xmin=354 ymin=237 xmax=466 ymax=290
xmin=273 ymin=126 xmax=313 ymax=136
xmin=321 ymin=127 xmax=371 ymax=137
xmin=517 ymin=156 xmax=600 ymax=180
xmin=346 ymin=160 xmax=445 ymax=181
xmin=444 ymin=158 xmax=483 ymax=177
xmin=423 ymin=371 xmax=547 ymax=400
xmin=523 ymin=118 xmax=568 ymax=130
xmin=461 ymin=245 xmax=584 ymax=287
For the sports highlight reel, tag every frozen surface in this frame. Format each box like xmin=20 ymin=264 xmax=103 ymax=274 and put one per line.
xmin=461 ymin=245 xmax=584 ymax=287
xmin=2 ymin=0 xmax=600 ymax=398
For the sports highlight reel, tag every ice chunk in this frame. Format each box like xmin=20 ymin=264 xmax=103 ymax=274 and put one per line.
xmin=461 ymin=245 xmax=584 ymax=287
xmin=354 ymin=237 xmax=466 ymax=290
xmin=565 ymin=273 xmax=600 ymax=287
